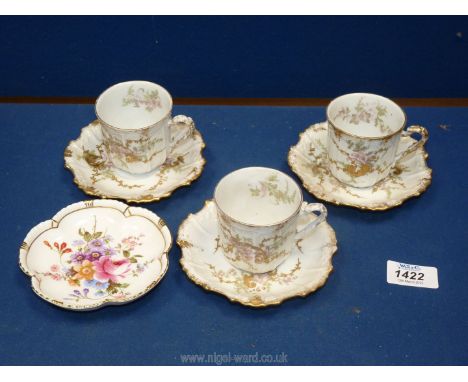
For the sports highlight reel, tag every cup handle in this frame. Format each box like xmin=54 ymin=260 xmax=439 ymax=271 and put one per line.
xmin=394 ymin=125 xmax=428 ymax=163
xmin=296 ymin=202 xmax=327 ymax=235
xmin=169 ymin=115 xmax=195 ymax=149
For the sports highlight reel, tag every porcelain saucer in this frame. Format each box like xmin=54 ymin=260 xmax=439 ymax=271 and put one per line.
xmin=19 ymin=199 xmax=171 ymax=310
xmin=288 ymin=122 xmax=432 ymax=210
xmin=64 ymin=118 xmax=206 ymax=203
xmin=178 ymin=200 xmax=337 ymax=308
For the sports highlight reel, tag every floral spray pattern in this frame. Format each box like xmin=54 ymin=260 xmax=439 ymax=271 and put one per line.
xmin=122 ymin=85 xmax=162 ymax=112
xmin=333 ymin=97 xmax=392 ymax=134
xmin=249 ymin=174 xmax=296 ymax=205
xmin=41 ymin=217 xmax=153 ymax=302
xmin=207 ymin=259 xmax=302 ymax=294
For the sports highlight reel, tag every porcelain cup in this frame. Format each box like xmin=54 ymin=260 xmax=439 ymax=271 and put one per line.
xmin=214 ymin=167 xmax=327 ymax=273
xmin=326 ymin=93 xmax=429 ymax=187
xmin=95 ymin=80 xmax=193 ymax=174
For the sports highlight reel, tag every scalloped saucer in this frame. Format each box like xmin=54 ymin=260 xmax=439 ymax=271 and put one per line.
xmin=64 ymin=119 xmax=206 ymax=203
xmin=19 ymin=199 xmax=171 ymax=310
xmin=178 ymin=200 xmax=337 ymax=308
xmin=288 ymin=122 xmax=432 ymax=210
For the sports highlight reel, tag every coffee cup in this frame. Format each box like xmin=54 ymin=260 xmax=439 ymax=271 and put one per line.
xmin=95 ymin=80 xmax=193 ymax=174
xmin=326 ymin=93 xmax=428 ymax=187
xmin=214 ymin=167 xmax=327 ymax=273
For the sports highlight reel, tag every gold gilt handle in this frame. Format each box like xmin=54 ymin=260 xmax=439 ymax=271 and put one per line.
xmin=296 ymin=202 xmax=327 ymax=235
xmin=170 ymin=115 xmax=195 ymax=150
xmin=395 ymin=125 xmax=428 ymax=163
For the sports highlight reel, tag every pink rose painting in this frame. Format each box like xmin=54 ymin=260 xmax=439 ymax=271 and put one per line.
xmin=41 ymin=227 xmax=150 ymax=302
xmin=93 ymin=256 xmax=131 ymax=283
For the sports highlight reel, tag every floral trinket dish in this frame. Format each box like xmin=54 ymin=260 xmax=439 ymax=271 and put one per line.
xmin=19 ymin=199 xmax=171 ymax=310
xmin=178 ymin=200 xmax=337 ymax=307
xmin=64 ymin=118 xmax=205 ymax=203
xmin=288 ymin=122 xmax=432 ymax=210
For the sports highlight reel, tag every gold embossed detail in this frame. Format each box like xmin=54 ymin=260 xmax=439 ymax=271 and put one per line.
xmin=215 ymin=232 xmax=288 ymax=266
xmin=158 ymin=218 xmax=166 ymax=228
xmin=343 ymin=162 xmax=373 ymax=178
xmin=295 ymin=238 xmax=303 ymax=254
xmin=20 ymin=242 xmax=28 ymax=251
xmin=64 ymin=124 xmax=206 ymax=203
xmin=84 ymin=200 xmax=94 ymax=208
xmin=102 ymin=129 xmax=165 ymax=169
xmin=177 ymin=239 xmax=193 ymax=248
xmin=207 ymin=259 xmax=301 ymax=295
xmin=248 ymin=296 xmax=265 ymax=306
xmin=216 ymin=212 xmax=291 ymax=266
xmin=83 ymin=149 xmax=107 ymax=169
xmin=177 ymin=200 xmax=338 ymax=308
xmin=328 ymin=129 xmax=391 ymax=181
xmin=78 ymin=144 xmax=144 ymax=190
xmin=288 ymin=122 xmax=432 ymax=211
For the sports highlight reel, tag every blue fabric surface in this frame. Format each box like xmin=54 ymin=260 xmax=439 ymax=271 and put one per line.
xmin=0 ymin=104 xmax=467 ymax=365
xmin=1 ymin=16 xmax=468 ymax=98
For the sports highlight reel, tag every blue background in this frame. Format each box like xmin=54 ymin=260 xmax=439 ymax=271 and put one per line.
xmin=0 ymin=104 xmax=467 ymax=365
xmin=1 ymin=16 xmax=468 ymax=98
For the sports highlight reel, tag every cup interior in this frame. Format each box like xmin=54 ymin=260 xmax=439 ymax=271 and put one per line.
xmin=327 ymin=93 xmax=405 ymax=138
xmin=96 ymin=81 xmax=172 ymax=130
xmin=214 ymin=167 xmax=302 ymax=226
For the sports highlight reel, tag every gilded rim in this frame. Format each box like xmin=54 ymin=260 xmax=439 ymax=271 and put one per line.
xmin=326 ymin=93 xmax=408 ymax=141
xmin=177 ymin=200 xmax=338 ymax=308
xmin=287 ymin=122 xmax=432 ymax=211
xmin=19 ymin=199 xmax=171 ymax=310
xmin=95 ymin=80 xmax=173 ymax=132
xmin=213 ymin=167 xmax=304 ymax=228
xmin=64 ymin=121 xmax=206 ymax=203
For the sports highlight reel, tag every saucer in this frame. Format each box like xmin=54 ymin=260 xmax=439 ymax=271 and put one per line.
xmin=288 ymin=122 xmax=432 ymax=210
xmin=178 ymin=200 xmax=337 ymax=308
xmin=64 ymin=119 xmax=206 ymax=203
xmin=19 ymin=199 xmax=171 ymax=310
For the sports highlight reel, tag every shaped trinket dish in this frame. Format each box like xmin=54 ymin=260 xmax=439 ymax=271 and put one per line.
xmin=288 ymin=122 xmax=432 ymax=210
xmin=64 ymin=118 xmax=205 ymax=203
xmin=178 ymin=200 xmax=337 ymax=307
xmin=19 ymin=199 xmax=171 ymax=310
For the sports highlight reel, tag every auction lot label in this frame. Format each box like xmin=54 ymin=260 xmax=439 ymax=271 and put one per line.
xmin=387 ymin=260 xmax=439 ymax=289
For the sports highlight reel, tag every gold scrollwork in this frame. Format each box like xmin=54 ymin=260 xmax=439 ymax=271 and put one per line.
xmin=288 ymin=122 xmax=432 ymax=211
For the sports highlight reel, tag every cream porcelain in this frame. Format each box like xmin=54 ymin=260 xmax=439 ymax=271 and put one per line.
xmin=19 ymin=199 xmax=171 ymax=310
xmin=214 ymin=167 xmax=303 ymax=225
xmin=96 ymin=81 xmax=193 ymax=174
xmin=327 ymin=93 xmax=429 ymax=187
xmin=214 ymin=167 xmax=327 ymax=273
xmin=328 ymin=93 xmax=405 ymax=138
xmin=96 ymin=81 xmax=172 ymax=130
xmin=64 ymin=119 xmax=205 ymax=203
xmin=288 ymin=122 xmax=432 ymax=211
xmin=178 ymin=200 xmax=337 ymax=308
